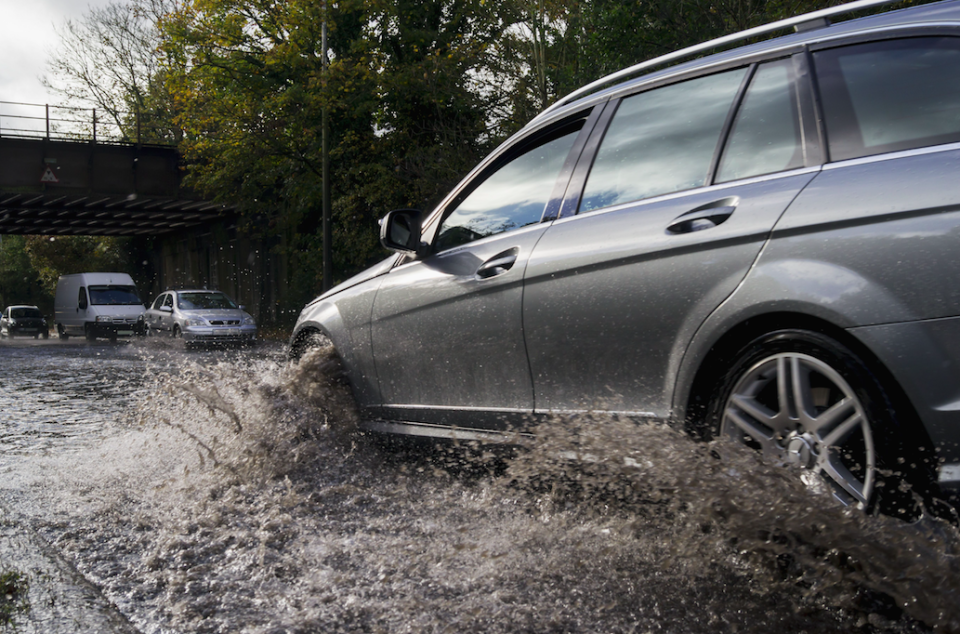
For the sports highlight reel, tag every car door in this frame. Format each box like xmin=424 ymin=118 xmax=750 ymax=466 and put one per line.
xmin=524 ymin=57 xmax=821 ymax=420
xmin=369 ymin=113 xmax=595 ymax=431
xmin=160 ymin=293 xmax=176 ymax=333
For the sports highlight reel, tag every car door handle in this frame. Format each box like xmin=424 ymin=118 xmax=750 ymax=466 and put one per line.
xmin=476 ymin=248 xmax=519 ymax=279
xmin=666 ymin=205 xmax=736 ymax=235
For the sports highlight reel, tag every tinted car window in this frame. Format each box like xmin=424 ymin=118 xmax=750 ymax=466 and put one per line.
xmin=436 ymin=128 xmax=581 ymax=252
xmin=152 ymin=295 xmax=165 ymax=310
xmin=579 ymin=67 xmax=748 ymax=213
xmin=89 ymin=285 xmax=141 ymax=306
xmin=716 ymin=59 xmax=803 ymax=182
xmin=815 ymin=37 xmax=960 ymax=162
xmin=11 ymin=307 xmax=41 ymax=318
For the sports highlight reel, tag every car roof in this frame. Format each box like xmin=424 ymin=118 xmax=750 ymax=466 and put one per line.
xmin=5 ymin=305 xmax=40 ymax=310
xmin=531 ymin=0 xmax=960 ymax=128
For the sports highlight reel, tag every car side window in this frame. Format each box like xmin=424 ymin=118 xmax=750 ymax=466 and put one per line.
xmin=435 ymin=126 xmax=582 ymax=252
xmin=815 ymin=37 xmax=960 ymax=162
xmin=152 ymin=295 xmax=165 ymax=310
xmin=716 ymin=58 xmax=803 ymax=182
xmin=163 ymin=294 xmax=174 ymax=309
xmin=579 ymin=67 xmax=748 ymax=213
xmin=78 ymin=287 xmax=88 ymax=310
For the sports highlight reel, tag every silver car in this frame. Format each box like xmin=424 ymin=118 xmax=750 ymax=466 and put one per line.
xmin=144 ymin=289 xmax=256 ymax=344
xmin=291 ymin=0 xmax=960 ymax=516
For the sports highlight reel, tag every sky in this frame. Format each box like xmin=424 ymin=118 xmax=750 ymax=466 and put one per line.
xmin=0 ymin=0 xmax=116 ymax=106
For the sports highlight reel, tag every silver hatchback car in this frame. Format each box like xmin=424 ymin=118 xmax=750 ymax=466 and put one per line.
xmin=144 ymin=289 xmax=257 ymax=344
xmin=292 ymin=0 xmax=960 ymax=515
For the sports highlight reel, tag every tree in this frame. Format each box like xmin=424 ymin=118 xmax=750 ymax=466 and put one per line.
xmin=159 ymin=0 xmax=512 ymax=301
xmin=23 ymin=236 xmax=141 ymax=300
xmin=43 ymin=0 xmax=183 ymax=144
xmin=0 ymin=237 xmax=44 ymax=312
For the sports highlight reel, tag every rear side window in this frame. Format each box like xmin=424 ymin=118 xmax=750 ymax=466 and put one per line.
xmin=716 ymin=58 xmax=803 ymax=182
xmin=815 ymin=37 xmax=960 ymax=162
xmin=579 ymin=67 xmax=748 ymax=213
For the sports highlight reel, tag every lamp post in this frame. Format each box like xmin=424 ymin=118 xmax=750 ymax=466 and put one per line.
xmin=321 ymin=2 xmax=332 ymax=292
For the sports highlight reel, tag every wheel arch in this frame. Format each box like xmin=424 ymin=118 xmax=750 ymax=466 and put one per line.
xmin=288 ymin=299 xmax=382 ymax=409
xmin=679 ymin=311 xmax=922 ymax=444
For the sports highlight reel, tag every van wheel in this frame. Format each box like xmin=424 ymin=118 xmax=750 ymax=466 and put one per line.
xmin=85 ymin=325 xmax=97 ymax=342
xmin=58 ymin=324 xmax=69 ymax=341
xmin=706 ymin=329 xmax=937 ymax=520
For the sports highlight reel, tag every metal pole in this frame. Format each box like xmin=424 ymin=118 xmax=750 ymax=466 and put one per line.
xmin=321 ymin=2 xmax=332 ymax=292
xmin=93 ymin=108 xmax=97 ymax=143
xmin=45 ymin=104 xmax=50 ymax=139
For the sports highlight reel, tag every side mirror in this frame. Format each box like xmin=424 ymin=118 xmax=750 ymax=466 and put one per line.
xmin=160 ymin=306 xmax=173 ymax=313
xmin=380 ymin=209 xmax=424 ymax=255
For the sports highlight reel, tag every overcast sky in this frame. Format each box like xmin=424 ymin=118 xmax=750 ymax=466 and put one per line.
xmin=0 ymin=0 xmax=117 ymax=106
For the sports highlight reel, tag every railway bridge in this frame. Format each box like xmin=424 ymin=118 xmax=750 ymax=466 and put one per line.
xmin=0 ymin=102 xmax=287 ymax=325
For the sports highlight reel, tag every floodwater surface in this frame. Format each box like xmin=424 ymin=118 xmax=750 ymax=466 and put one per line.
xmin=1 ymin=338 xmax=959 ymax=633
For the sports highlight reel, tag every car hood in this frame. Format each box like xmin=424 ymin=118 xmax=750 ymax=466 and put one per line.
xmin=188 ymin=310 xmax=250 ymax=320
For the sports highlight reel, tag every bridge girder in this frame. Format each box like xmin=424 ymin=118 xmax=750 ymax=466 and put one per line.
xmin=0 ymin=136 xmax=234 ymax=236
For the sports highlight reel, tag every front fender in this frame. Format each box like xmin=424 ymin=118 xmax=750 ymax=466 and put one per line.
xmin=291 ymin=274 xmax=386 ymax=409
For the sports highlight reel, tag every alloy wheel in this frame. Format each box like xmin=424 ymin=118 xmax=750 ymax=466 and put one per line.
xmin=720 ymin=352 xmax=875 ymax=508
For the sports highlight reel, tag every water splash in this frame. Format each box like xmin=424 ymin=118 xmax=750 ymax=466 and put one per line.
xmin=8 ymin=344 xmax=958 ymax=633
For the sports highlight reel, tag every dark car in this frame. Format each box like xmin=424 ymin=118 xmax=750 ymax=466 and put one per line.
xmin=1 ymin=305 xmax=49 ymax=339
xmin=290 ymin=0 xmax=960 ymax=516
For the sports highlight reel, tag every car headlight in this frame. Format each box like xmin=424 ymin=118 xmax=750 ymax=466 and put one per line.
xmin=242 ymin=315 xmax=255 ymax=326
xmin=187 ymin=317 xmax=208 ymax=327
xmin=96 ymin=315 xmax=112 ymax=323
xmin=8 ymin=319 xmax=16 ymax=326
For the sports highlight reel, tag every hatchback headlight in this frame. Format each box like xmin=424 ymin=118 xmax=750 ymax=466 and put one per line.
xmin=242 ymin=315 xmax=255 ymax=326
xmin=187 ymin=317 xmax=208 ymax=327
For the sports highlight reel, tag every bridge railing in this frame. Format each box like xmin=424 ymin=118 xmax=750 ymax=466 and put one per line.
xmin=0 ymin=101 xmax=177 ymax=146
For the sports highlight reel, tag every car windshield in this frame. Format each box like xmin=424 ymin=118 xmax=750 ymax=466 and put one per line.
xmin=88 ymin=285 xmax=142 ymax=306
xmin=177 ymin=292 xmax=237 ymax=310
xmin=10 ymin=307 xmax=41 ymax=318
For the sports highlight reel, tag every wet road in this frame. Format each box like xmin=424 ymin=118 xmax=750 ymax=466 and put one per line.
xmin=1 ymin=336 xmax=959 ymax=633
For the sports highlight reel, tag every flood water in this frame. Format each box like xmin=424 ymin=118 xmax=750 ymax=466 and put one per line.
xmin=1 ymin=337 xmax=959 ymax=633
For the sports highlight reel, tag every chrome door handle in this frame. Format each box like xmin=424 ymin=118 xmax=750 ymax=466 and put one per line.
xmin=666 ymin=205 xmax=736 ymax=235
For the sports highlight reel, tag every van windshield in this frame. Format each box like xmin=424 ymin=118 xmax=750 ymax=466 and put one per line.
xmin=88 ymin=285 xmax=142 ymax=306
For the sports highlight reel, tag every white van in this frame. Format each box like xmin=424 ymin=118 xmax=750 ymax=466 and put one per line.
xmin=55 ymin=273 xmax=146 ymax=341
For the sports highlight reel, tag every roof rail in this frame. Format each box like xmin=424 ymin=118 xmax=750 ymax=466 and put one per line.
xmin=531 ymin=0 xmax=901 ymax=124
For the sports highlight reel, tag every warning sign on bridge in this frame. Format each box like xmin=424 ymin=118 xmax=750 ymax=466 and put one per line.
xmin=40 ymin=167 xmax=59 ymax=183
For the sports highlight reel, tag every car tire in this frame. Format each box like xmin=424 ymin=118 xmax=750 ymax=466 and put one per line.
xmin=85 ymin=325 xmax=97 ymax=342
xmin=58 ymin=324 xmax=69 ymax=340
xmin=706 ymin=329 xmax=938 ymax=519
